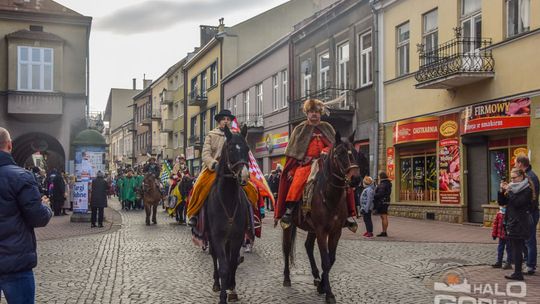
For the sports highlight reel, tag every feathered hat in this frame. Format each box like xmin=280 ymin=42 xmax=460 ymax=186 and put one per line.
xmin=302 ymin=98 xmax=328 ymax=116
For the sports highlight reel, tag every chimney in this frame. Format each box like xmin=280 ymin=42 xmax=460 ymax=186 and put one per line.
xmin=143 ymin=79 xmax=152 ymax=89
xmin=218 ymin=18 xmax=225 ymax=33
xmin=132 ymin=78 xmax=137 ymax=90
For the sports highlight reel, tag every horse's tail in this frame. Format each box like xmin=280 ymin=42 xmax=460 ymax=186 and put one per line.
xmin=290 ymin=225 xmax=297 ymax=267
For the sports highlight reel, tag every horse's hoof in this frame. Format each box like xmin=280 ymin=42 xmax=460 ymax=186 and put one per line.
xmin=317 ymin=283 xmax=324 ymax=294
xmin=145 ymin=222 xmax=150 ymax=226
xmin=326 ymin=294 xmax=336 ymax=304
xmin=227 ymin=292 xmax=238 ymax=302
xmin=313 ymin=279 xmax=321 ymax=287
xmin=283 ymin=279 xmax=291 ymax=287
xmin=212 ymin=284 xmax=220 ymax=292
xmin=152 ymin=221 xmax=157 ymax=225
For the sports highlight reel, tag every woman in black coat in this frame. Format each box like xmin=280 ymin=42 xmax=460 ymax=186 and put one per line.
xmin=50 ymin=169 xmax=66 ymax=216
xmin=498 ymin=167 xmax=534 ymax=280
xmin=90 ymin=171 xmax=108 ymax=228
xmin=374 ymin=171 xmax=392 ymax=237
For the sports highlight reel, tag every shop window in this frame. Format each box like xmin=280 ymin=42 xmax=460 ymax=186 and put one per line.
xmin=488 ymin=136 xmax=527 ymax=202
xmin=399 ymin=148 xmax=437 ymax=202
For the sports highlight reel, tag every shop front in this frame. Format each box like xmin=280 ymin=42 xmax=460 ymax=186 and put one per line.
xmin=253 ymin=129 xmax=289 ymax=174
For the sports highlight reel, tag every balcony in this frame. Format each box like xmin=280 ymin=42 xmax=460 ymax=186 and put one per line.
xmin=415 ymin=32 xmax=494 ymax=89
xmin=237 ymin=114 xmax=264 ymax=133
xmin=188 ymin=134 xmax=201 ymax=147
xmin=162 ymin=90 xmax=175 ymax=105
xmin=290 ymin=87 xmax=355 ymax=123
xmin=140 ymin=114 xmax=152 ymax=126
xmin=161 ymin=119 xmax=174 ymax=133
xmin=162 ymin=148 xmax=175 ymax=159
xmin=140 ymin=145 xmax=160 ymax=156
xmin=151 ymin=109 xmax=161 ymax=120
xmin=188 ymin=91 xmax=208 ymax=107
xmin=7 ymin=91 xmax=63 ymax=115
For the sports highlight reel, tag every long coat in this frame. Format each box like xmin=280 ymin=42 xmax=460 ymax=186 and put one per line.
xmin=201 ymin=128 xmax=226 ymax=172
xmin=498 ymin=187 xmax=533 ymax=240
xmin=119 ymin=176 xmax=138 ymax=202
xmin=90 ymin=176 xmax=108 ymax=208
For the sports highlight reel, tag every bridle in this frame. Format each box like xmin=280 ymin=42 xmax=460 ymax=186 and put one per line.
xmin=329 ymin=143 xmax=358 ymax=188
xmin=221 ymin=139 xmax=249 ymax=186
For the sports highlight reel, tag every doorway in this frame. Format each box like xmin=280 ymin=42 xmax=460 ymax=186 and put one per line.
xmin=466 ymin=139 xmax=488 ymax=223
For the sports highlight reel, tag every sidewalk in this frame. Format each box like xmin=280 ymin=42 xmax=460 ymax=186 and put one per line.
xmin=35 ymin=198 xmax=123 ymax=241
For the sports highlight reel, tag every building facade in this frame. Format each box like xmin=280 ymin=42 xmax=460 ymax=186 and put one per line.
xmin=290 ymin=0 xmax=376 ymax=172
xmin=373 ymin=0 xmax=540 ymax=225
xmin=132 ymin=79 xmax=155 ymax=165
xmin=0 ymin=0 xmax=91 ymax=171
xmin=222 ymin=37 xmax=290 ymax=174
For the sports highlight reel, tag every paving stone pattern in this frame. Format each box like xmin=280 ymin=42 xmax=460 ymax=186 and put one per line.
xmin=30 ymin=198 xmax=527 ymax=303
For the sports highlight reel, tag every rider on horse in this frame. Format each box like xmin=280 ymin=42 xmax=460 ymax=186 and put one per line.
xmin=187 ymin=109 xmax=259 ymax=227
xmin=275 ymin=99 xmax=357 ymax=231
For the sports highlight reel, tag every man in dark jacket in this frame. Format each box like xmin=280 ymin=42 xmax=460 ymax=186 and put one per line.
xmin=50 ymin=168 xmax=66 ymax=216
xmin=515 ymin=155 xmax=539 ymax=275
xmin=0 ymin=127 xmax=52 ymax=303
xmin=90 ymin=171 xmax=108 ymax=228
xmin=374 ymin=171 xmax=392 ymax=237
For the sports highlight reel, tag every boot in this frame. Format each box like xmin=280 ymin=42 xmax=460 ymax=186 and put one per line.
xmin=188 ymin=216 xmax=198 ymax=227
xmin=280 ymin=203 xmax=296 ymax=230
xmin=345 ymin=217 xmax=358 ymax=233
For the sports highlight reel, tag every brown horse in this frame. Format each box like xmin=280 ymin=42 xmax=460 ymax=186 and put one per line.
xmin=142 ymin=173 xmax=162 ymax=226
xmin=282 ymin=131 xmax=361 ymax=304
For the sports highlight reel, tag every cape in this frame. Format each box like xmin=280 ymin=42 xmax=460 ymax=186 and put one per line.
xmin=285 ymin=121 xmax=335 ymax=161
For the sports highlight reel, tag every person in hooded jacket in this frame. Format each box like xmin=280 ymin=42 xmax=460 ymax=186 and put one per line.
xmin=498 ymin=167 xmax=535 ymax=281
xmin=373 ymin=171 xmax=392 ymax=237
xmin=0 ymin=127 xmax=52 ymax=303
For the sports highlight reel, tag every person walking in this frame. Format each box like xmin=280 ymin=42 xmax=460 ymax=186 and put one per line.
xmin=90 ymin=171 xmax=108 ymax=228
xmin=0 ymin=127 xmax=53 ymax=303
xmin=515 ymin=155 xmax=539 ymax=275
xmin=491 ymin=206 xmax=513 ymax=269
xmin=359 ymin=176 xmax=375 ymax=238
xmin=119 ymin=169 xmax=138 ymax=211
xmin=374 ymin=171 xmax=392 ymax=237
xmin=50 ymin=169 xmax=66 ymax=216
xmin=498 ymin=167 xmax=535 ymax=281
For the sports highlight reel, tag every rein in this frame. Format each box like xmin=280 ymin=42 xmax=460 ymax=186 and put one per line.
xmin=328 ymin=145 xmax=358 ymax=189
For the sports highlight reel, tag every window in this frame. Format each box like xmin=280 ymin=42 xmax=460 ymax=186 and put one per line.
xmin=272 ymin=74 xmax=279 ymax=111
xmin=256 ymin=83 xmax=263 ymax=115
xmin=225 ymin=98 xmax=232 ymax=112
xmin=461 ymin=0 xmax=482 ymax=54
xmin=337 ymin=42 xmax=349 ymax=90
xmin=200 ymin=71 xmax=207 ymax=97
xmin=173 ymin=132 xmax=179 ymax=149
xmin=17 ymin=46 xmax=53 ymax=91
xmin=359 ymin=31 xmax=373 ymax=87
xmin=507 ymin=0 xmax=530 ymax=37
xmin=210 ymin=62 xmax=218 ymax=86
xmin=173 ymin=102 xmax=179 ymax=118
xmin=489 ymin=137 xmax=527 ymax=202
xmin=318 ymin=52 xmax=330 ymax=90
xmin=191 ymin=77 xmax=197 ymax=98
xmin=301 ymin=59 xmax=311 ymax=97
xmin=233 ymin=95 xmax=238 ymax=115
xmin=462 ymin=0 xmax=481 ymax=16
xmin=396 ymin=22 xmax=410 ymax=76
xmin=190 ymin=116 xmax=197 ymax=137
xmin=179 ymin=133 xmax=184 ymax=149
xmin=422 ymin=10 xmax=438 ymax=63
xmin=210 ymin=107 xmax=217 ymax=130
xmin=280 ymin=70 xmax=288 ymax=108
xmin=399 ymin=150 xmax=438 ymax=202
xmin=243 ymin=90 xmax=250 ymax=117
xmin=201 ymin=111 xmax=207 ymax=139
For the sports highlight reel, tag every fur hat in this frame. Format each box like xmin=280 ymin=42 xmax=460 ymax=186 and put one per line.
xmin=303 ymin=99 xmax=327 ymax=115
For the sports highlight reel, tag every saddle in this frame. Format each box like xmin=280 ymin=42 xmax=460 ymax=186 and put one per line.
xmin=301 ymin=159 xmax=322 ymax=216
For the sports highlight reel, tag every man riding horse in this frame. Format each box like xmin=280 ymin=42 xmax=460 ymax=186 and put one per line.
xmin=187 ymin=109 xmax=259 ymax=228
xmin=275 ymin=99 xmax=357 ymax=232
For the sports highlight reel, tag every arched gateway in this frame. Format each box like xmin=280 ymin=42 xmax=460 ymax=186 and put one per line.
xmin=12 ymin=132 xmax=65 ymax=171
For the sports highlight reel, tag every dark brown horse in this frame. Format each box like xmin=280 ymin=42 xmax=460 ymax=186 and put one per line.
xmin=142 ymin=173 xmax=162 ymax=225
xmin=282 ymin=131 xmax=361 ymax=304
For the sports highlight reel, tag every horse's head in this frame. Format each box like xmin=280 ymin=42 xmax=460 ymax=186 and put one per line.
xmin=222 ymin=125 xmax=250 ymax=186
xmin=143 ymin=173 xmax=155 ymax=192
xmin=331 ymin=131 xmax=360 ymax=185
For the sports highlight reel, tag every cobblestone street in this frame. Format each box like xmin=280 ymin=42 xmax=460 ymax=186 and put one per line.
xmin=31 ymin=198 xmax=539 ymax=303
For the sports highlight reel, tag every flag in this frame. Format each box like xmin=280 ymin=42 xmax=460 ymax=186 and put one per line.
xmin=231 ymin=119 xmax=275 ymax=207
xmin=161 ymin=161 xmax=172 ymax=186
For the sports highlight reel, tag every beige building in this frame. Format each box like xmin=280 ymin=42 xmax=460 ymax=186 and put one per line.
xmin=373 ymin=0 xmax=540 ymax=225
xmin=0 ymin=0 xmax=91 ymax=171
xmin=104 ymin=86 xmax=141 ymax=174
xmin=133 ymin=79 xmax=154 ymax=165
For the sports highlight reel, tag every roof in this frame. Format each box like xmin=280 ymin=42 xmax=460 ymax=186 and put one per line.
xmin=72 ymin=129 xmax=107 ymax=147
xmin=6 ymin=29 xmax=64 ymax=42
xmin=290 ymin=0 xmax=353 ymax=40
xmin=0 ymin=0 xmax=83 ymax=17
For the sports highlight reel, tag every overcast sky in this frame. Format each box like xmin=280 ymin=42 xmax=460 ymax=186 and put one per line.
xmin=54 ymin=0 xmax=290 ymax=112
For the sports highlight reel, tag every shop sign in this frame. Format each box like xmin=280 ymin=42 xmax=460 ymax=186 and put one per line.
xmin=439 ymin=114 xmax=461 ymax=204
xmin=461 ymin=98 xmax=531 ymax=134
xmin=256 ymin=132 xmax=289 ymax=153
xmin=386 ymin=147 xmax=395 ymax=181
xmin=186 ymin=146 xmax=195 ymax=160
xmin=394 ymin=117 xmax=439 ymax=144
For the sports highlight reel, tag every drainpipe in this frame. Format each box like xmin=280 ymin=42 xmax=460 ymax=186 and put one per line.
xmin=86 ymin=25 xmax=91 ymax=118
xmin=371 ymin=2 xmax=380 ymax=176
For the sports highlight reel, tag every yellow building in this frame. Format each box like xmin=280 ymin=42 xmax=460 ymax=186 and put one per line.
xmin=373 ymin=0 xmax=540 ymax=225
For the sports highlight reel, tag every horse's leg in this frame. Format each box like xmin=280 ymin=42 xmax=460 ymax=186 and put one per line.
xmin=227 ymin=243 xmax=240 ymax=302
xmin=217 ymin=248 xmax=230 ymax=304
xmin=152 ymin=204 xmax=157 ymax=224
xmin=144 ymin=203 xmax=150 ymax=226
xmin=329 ymin=230 xmax=342 ymax=268
xmin=210 ymin=245 xmax=220 ymax=292
xmin=305 ymin=232 xmax=321 ymax=287
xmin=282 ymin=226 xmax=292 ymax=287
xmin=316 ymin=232 xmax=335 ymax=304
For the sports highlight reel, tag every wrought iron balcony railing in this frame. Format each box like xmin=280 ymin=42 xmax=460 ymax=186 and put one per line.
xmin=188 ymin=134 xmax=201 ymax=146
xmin=188 ymin=91 xmax=208 ymax=107
xmin=236 ymin=113 xmax=264 ymax=128
xmin=415 ymin=33 xmax=494 ymax=88
xmin=290 ymin=87 xmax=355 ymax=123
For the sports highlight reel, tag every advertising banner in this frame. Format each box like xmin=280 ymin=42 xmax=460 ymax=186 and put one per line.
xmin=256 ymin=132 xmax=289 ymax=153
xmin=386 ymin=147 xmax=395 ymax=181
xmin=461 ymin=98 xmax=531 ymax=134
xmin=72 ymin=182 xmax=89 ymax=213
xmin=439 ymin=114 xmax=461 ymax=204
xmin=75 ymin=146 xmax=106 ymax=181
xmin=394 ymin=117 xmax=439 ymax=144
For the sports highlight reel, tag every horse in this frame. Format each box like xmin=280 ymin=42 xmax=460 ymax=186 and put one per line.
xmin=142 ymin=173 xmax=162 ymax=226
xmin=282 ymin=131 xmax=362 ymax=304
xmin=206 ymin=125 xmax=251 ymax=304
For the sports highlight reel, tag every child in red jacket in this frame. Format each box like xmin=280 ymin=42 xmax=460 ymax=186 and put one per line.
xmin=492 ymin=206 xmax=512 ymax=269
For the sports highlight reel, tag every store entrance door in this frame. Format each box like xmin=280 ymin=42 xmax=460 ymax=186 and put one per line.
xmin=466 ymin=141 xmax=488 ymax=223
